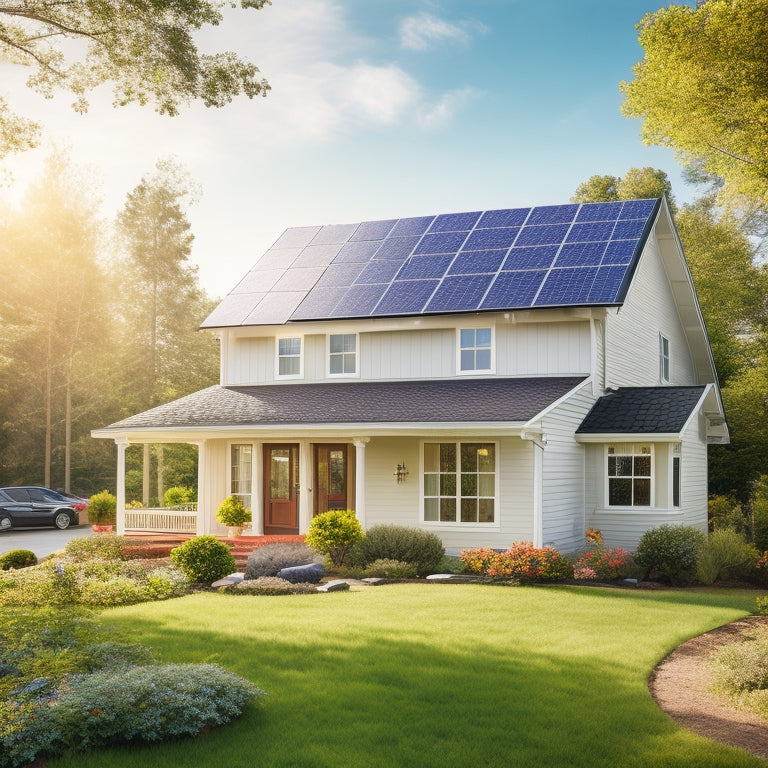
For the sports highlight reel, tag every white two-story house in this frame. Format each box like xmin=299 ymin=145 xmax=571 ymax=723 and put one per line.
xmin=93 ymin=197 xmax=728 ymax=553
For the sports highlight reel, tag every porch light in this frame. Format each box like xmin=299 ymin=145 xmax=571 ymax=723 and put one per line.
xmin=394 ymin=463 xmax=409 ymax=484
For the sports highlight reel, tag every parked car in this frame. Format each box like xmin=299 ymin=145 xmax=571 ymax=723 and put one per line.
xmin=0 ymin=486 xmax=84 ymax=531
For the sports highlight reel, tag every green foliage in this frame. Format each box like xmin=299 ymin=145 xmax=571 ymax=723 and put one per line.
xmin=364 ymin=559 xmax=418 ymax=579
xmin=571 ymin=167 xmax=676 ymax=211
xmin=0 ymin=550 xmax=37 ymax=570
xmin=349 ymin=524 xmax=445 ymax=576
xmin=696 ymin=528 xmax=755 ymax=584
xmin=756 ymin=596 xmax=768 ymax=615
xmin=751 ymin=476 xmax=768 ymax=552
xmin=163 ymin=486 xmax=196 ymax=506
xmin=461 ymin=544 xmax=572 ymax=583
xmin=571 ymin=547 xmax=633 ymax=581
xmin=634 ymin=524 xmax=706 ymax=584
xmin=64 ymin=534 xmax=126 ymax=562
xmin=216 ymin=495 xmax=252 ymax=527
xmin=86 ymin=490 xmax=117 ymax=525
xmin=709 ymin=495 xmax=748 ymax=533
xmin=169 ymin=535 xmax=236 ymax=584
xmin=222 ymin=577 xmax=319 ymax=596
xmin=305 ymin=510 xmax=364 ymax=567
xmin=245 ymin=543 xmax=319 ymax=579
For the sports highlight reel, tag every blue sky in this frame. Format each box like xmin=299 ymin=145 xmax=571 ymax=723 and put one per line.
xmin=0 ymin=0 xmax=697 ymax=298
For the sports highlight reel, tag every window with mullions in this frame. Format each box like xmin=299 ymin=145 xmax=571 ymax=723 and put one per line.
xmin=423 ymin=442 xmax=496 ymax=523
xmin=459 ymin=328 xmax=492 ymax=372
xmin=231 ymin=444 xmax=253 ymax=510
xmin=277 ymin=337 xmax=301 ymax=377
xmin=607 ymin=444 xmax=652 ymax=507
xmin=329 ymin=333 xmax=357 ymax=375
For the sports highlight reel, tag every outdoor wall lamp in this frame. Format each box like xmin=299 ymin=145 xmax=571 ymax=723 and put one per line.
xmin=394 ymin=463 xmax=409 ymax=484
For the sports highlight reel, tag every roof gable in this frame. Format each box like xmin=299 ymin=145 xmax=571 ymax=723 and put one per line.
xmin=202 ymin=198 xmax=661 ymax=328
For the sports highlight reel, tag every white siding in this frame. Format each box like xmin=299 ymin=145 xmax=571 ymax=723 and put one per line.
xmin=200 ymin=439 xmax=231 ymax=535
xmin=226 ymin=337 xmax=274 ymax=385
xmin=680 ymin=414 xmax=709 ymax=533
xmin=362 ymin=329 xmax=454 ymax=379
xmin=606 ymin=235 xmax=697 ymax=387
xmin=496 ymin=321 xmax=591 ymax=376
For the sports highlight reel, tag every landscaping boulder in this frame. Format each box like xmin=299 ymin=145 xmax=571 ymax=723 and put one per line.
xmin=317 ymin=579 xmax=350 ymax=592
xmin=277 ymin=562 xmax=325 ymax=584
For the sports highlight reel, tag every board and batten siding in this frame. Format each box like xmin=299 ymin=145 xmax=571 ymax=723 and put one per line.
xmin=496 ymin=321 xmax=591 ymax=377
xmin=361 ymin=329 xmax=454 ymax=380
xmin=606 ymin=235 xmax=696 ymax=387
xmin=539 ymin=381 xmax=595 ymax=553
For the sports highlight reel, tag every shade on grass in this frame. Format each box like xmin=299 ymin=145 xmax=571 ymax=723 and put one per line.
xmin=50 ymin=585 xmax=763 ymax=768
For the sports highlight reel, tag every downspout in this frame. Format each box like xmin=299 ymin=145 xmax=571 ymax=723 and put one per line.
xmin=520 ymin=430 xmax=546 ymax=548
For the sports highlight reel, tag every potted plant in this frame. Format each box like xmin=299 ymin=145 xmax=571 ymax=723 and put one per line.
xmin=86 ymin=490 xmax=117 ymax=532
xmin=216 ymin=495 xmax=251 ymax=537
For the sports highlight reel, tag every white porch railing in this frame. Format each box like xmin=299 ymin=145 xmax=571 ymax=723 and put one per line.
xmin=124 ymin=504 xmax=198 ymax=533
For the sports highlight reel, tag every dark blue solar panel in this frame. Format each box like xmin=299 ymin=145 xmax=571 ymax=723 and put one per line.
xmin=316 ymin=262 xmax=366 ymax=287
xmin=588 ymin=265 xmax=629 ymax=303
xmin=448 ymin=249 xmax=507 ymax=275
xmin=397 ymin=255 xmax=454 ymax=281
xmin=331 ymin=284 xmax=388 ymax=317
xmin=575 ymin=201 xmax=624 ymax=222
xmin=390 ymin=216 xmax=435 ymax=237
xmin=426 ymin=274 xmax=494 ymax=312
xmin=375 ymin=279 xmax=440 ymax=315
xmin=477 ymin=208 xmax=530 ymax=228
xmin=567 ymin=221 xmax=616 ymax=243
xmin=333 ymin=240 xmax=381 ymax=263
xmin=291 ymin=286 xmax=348 ymax=319
xmin=429 ymin=211 xmax=481 ymax=233
xmin=527 ymin=204 xmax=578 ymax=226
xmin=373 ymin=236 xmax=420 ymax=260
xmin=602 ymin=239 xmax=638 ymax=264
xmin=620 ymin=199 xmax=658 ymax=219
xmin=535 ymin=267 xmax=599 ymax=306
xmin=481 ymin=270 xmax=548 ymax=309
xmin=463 ymin=227 xmax=520 ymax=250
xmin=515 ymin=223 xmax=571 ymax=247
xmin=613 ymin=219 xmax=648 ymax=240
xmin=503 ymin=245 xmax=559 ymax=270
xmin=355 ymin=259 xmax=404 ymax=285
xmin=414 ymin=231 xmax=468 ymax=255
xmin=556 ymin=242 xmax=606 ymax=267
xmin=350 ymin=219 xmax=396 ymax=241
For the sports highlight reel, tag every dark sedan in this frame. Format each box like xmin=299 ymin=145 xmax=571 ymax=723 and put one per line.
xmin=0 ymin=487 xmax=84 ymax=531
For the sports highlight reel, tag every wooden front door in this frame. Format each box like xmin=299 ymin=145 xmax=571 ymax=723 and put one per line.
xmin=314 ymin=444 xmax=353 ymax=516
xmin=264 ymin=444 xmax=299 ymax=534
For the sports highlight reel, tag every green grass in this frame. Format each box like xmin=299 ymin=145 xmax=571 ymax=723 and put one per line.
xmin=49 ymin=585 xmax=764 ymax=768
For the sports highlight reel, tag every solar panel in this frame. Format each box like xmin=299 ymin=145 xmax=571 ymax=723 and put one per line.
xmin=201 ymin=198 xmax=662 ymax=327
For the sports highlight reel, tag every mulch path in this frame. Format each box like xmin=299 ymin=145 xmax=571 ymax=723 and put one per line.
xmin=649 ymin=615 xmax=768 ymax=759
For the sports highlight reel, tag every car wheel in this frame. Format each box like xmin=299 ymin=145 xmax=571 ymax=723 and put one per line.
xmin=0 ymin=514 xmax=11 ymax=531
xmin=54 ymin=511 xmax=72 ymax=530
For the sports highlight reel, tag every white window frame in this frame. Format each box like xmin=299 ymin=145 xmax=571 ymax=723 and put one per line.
xmin=671 ymin=442 xmax=681 ymax=508
xmin=327 ymin=332 xmax=359 ymax=378
xmin=659 ymin=333 xmax=670 ymax=383
xmin=420 ymin=440 xmax=500 ymax=529
xmin=605 ymin=443 xmax=654 ymax=508
xmin=228 ymin=442 xmax=255 ymax=512
xmin=456 ymin=325 xmax=495 ymax=375
xmin=275 ymin=335 xmax=303 ymax=379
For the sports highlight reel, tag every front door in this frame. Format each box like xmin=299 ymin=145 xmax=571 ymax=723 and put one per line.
xmin=314 ymin=444 xmax=352 ymax=515
xmin=263 ymin=444 xmax=299 ymax=535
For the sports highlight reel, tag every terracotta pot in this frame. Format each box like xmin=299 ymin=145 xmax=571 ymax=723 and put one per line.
xmin=91 ymin=524 xmax=114 ymax=533
xmin=227 ymin=526 xmax=244 ymax=538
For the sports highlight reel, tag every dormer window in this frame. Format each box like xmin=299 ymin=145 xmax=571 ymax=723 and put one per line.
xmin=328 ymin=333 xmax=357 ymax=376
xmin=276 ymin=337 xmax=302 ymax=378
xmin=458 ymin=327 xmax=493 ymax=373
xmin=659 ymin=334 xmax=670 ymax=383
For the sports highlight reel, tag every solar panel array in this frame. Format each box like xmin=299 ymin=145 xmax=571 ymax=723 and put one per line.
xmin=202 ymin=198 xmax=660 ymax=328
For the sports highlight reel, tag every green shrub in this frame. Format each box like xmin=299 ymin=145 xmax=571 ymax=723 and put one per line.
xmin=571 ymin=547 xmax=633 ymax=581
xmin=163 ymin=486 xmax=196 ymax=506
xmin=708 ymin=494 xmax=747 ymax=534
xmin=710 ymin=628 xmax=768 ymax=695
xmin=245 ymin=542 xmax=319 ymax=579
xmin=696 ymin=528 xmax=755 ymax=584
xmin=216 ymin=495 xmax=252 ymax=527
xmin=170 ymin=535 xmax=236 ymax=584
xmin=0 ymin=550 xmax=37 ymax=570
xmin=305 ymin=510 xmax=364 ymax=567
xmin=756 ymin=596 xmax=768 ymax=615
xmin=222 ymin=577 xmax=319 ymax=595
xmin=364 ymin=559 xmax=418 ymax=579
xmin=86 ymin=490 xmax=117 ymax=525
xmin=64 ymin=534 xmax=126 ymax=562
xmin=753 ymin=476 xmax=768 ymax=552
xmin=634 ymin=524 xmax=706 ymax=584
xmin=350 ymin=524 xmax=445 ymax=576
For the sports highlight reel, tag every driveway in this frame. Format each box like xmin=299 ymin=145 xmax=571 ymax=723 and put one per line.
xmin=0 ymin=525 xmax=96 ymax=560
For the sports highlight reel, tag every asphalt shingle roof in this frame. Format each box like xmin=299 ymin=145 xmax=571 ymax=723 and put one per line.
xmin=576 ymin=386 xmax=706 ymax=435
xmin=102 ymin=377 xmax=587 ymax=431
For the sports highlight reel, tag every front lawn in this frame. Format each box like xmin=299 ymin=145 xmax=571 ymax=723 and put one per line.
xmin=50 ymin=585 xmax=763 ymax=768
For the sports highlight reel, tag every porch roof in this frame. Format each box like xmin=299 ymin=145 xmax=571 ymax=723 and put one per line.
xmin=97 ymin=377 xmax=587 ymax=432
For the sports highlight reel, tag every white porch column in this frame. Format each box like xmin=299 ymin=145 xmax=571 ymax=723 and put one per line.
xmin=252 ymin=442 xmax=264 ymax=535
xmin=532 ymin=442 xmax=544 ymax=548
xmin=299 ymin=440 xmax=312 ymax=534
xmin=194 ymin=440 xmax=208 ymax=535
xmin=115 ymin=437 xmax=128 ymax=535
xmin=353 ymin=438 xmax=370 ymax=528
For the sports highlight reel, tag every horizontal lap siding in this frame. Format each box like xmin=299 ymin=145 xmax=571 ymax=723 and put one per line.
xmin=588 ymin=510 xmax=685 ymax=551
xmin=362 ymin=329 xmax=454 ymax=379
xmin=496 ymin=321 xmax=591 ymax=376
xmin=681 ymin=414 xmax=708 ymax=533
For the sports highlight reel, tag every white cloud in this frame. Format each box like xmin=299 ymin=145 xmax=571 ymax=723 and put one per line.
xmin=399 ymin=12 xmax=487 ymax=52
xmin=418 ymin=87 xmax=479 ymax=129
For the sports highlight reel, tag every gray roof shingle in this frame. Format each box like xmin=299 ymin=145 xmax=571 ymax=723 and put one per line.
xmin=576 ymin=386 xmax=706 ymax=435
xmin=101 ymin=377 xmax=587 ymax=431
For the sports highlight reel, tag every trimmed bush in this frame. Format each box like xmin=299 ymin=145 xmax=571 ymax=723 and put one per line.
xmin=696 ymin=528 xmax=755 ymax=584
xmin=572 ymin=547 xmax=633 ymax=581
xmin=222 ymin=577 xmax=318 ymax=595
xmin=86 ymin=490 xmax=117 ymax=525
xmin=710 ymin=628 xmax=768 ymax=719
xmin=305 ymin=510 xmax=364 ymax=567
xmin=350 ymin=524 xmax=445 ymax=577
xmin=245 ymin=542 xmax=320 ymax=579
xmin=461 ymin=543 xmax=571 ymax=583
xmin=216 ymin=495 xmax=252 ymax=528
xmin=65 ymin=534 xmax=126 ymax=562
xmin=170 ymin=536 xmax=236 ymax=584
xmin=0 ymin=550 xmax=37 ymax=570
xmin=163 ymin=486 xmax=196 ymax=506
xmin=634 ymin=524 xmax=706 ymax=584
xmin=364 ymin=559 xmax=418 ymax=579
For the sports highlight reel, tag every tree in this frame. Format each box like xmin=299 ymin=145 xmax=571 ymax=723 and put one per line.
xmin=0 ymin=0 xmax=271 ymax=159
xmin=621 ymin=1 xmax=768 ymax=205
xmin=572 ymin=167 xmax=675 ymax=211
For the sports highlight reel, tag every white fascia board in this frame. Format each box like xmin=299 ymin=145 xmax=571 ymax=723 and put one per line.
xmin=575 ymin=432 xmax=681 ymax=444
xmin=522 ymin=377 xmax=593 ymax=429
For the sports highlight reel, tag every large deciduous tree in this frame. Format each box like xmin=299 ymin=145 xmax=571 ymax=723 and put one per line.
xmin=621 ymin=1 xmax=768 ymax=205
xmin=0 ymin=0 xmax=271 ymax=159
xmin=571 ymin=167 xmax=676 ymax=212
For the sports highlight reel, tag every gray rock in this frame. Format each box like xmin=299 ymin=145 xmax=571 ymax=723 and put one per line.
xmin=212 ymin=572 xmax=244 ymax=588
xmin=317 ymin=579 xmax=350 ymax=592
xmin=277 ymin=562 xmax=325 ymax=584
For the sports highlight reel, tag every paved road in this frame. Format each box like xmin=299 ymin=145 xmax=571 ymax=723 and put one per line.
xmin=0 ymin=525 xmax=96 ymax=560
